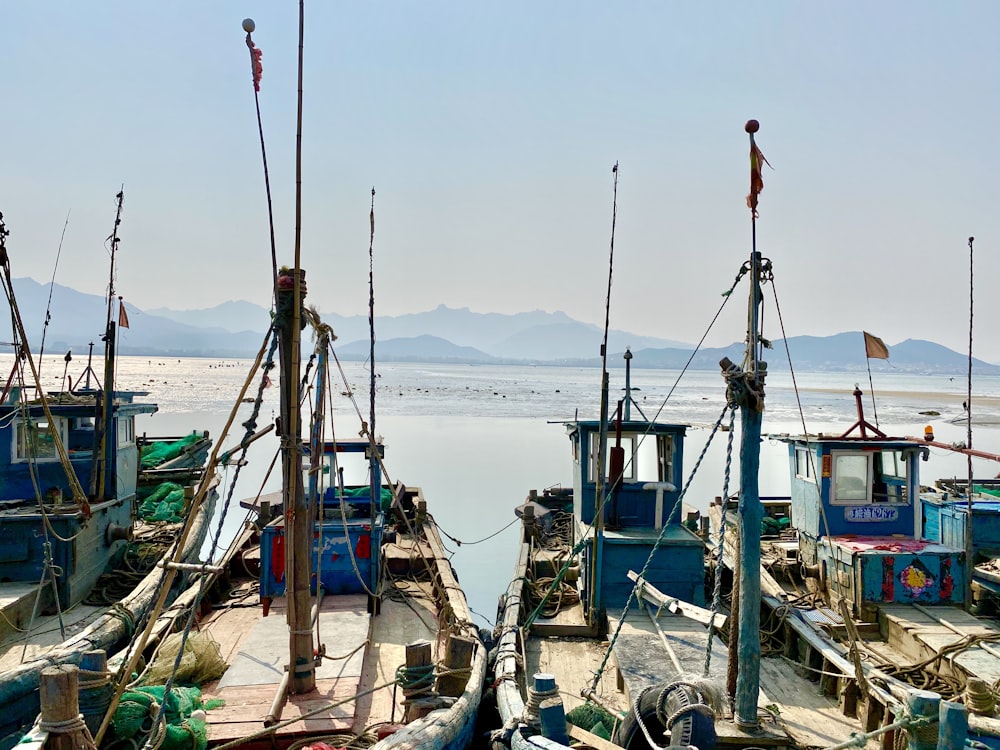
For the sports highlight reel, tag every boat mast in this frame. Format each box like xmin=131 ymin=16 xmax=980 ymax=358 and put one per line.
xmin=284 ymin=0 xmax=315 ymax=695
xmin=94 ymin=189 xmax=124 ymax=501
xmin=965 ymin=236 xmax=974 ymax=609
xmin=590 ymin=162 xmax=619 ymax=626
xmin=368 ymin=187 xmax=378 ymax=519
xmin=728 ymin=120 xmax=768 ymax=729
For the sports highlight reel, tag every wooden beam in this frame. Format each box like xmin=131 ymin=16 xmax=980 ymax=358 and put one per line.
xmin=627 ymin=570 xmax=728 ymax=628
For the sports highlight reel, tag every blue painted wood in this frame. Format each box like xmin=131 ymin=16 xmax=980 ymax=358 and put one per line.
xmin=735 ymin=403 xmax=763 ymax=729
xmin=907 ymin=690 xmax=940 ymax=750
xmin=538 ymin=699 xmax=568 ymax=744
xmin=936 ymin=700 xmax=968 ymax=750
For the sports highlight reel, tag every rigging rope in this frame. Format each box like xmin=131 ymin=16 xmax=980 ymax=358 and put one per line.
xmin=703 ymin=406 xmax=737 ymax=676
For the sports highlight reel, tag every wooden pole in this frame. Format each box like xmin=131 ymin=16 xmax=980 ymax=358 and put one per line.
xmin=937 ymin=701 xmax=968 ymax=750
xmin=403 ymin=640 xmax=435 ymax=722
xmin=437 ymin=634 xmax=476 ymax=698
xmin=285 ymin=0 xmax=315 ymax=697
xmin=40 ymin=665 xmax=93 ymax=750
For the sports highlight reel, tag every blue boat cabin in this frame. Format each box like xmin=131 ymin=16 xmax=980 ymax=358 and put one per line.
xmin=785 ymin=433 xmax=964 ymax=617
xmin=259 ymin=438 xmax=385 ymax=605
xmin=0 ymin=391 xmax=155 ymax=608
xmin=569 ymin=420 xmax=704 ymax=614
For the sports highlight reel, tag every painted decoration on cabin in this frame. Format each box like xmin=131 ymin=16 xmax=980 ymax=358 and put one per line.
xmin=845 ymin=506 xmax=899 ymax=522
xmin=881 ymin=556 xmax=894 ymax=600
xmin=940 ymin=556 xmax=954 ymax=600
xmin=898 ymin=558 xmax=935 ymax=597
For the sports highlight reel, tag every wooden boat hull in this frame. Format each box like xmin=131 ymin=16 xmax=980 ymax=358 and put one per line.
xmin=0 ymin=478 xmax=218 ymax=748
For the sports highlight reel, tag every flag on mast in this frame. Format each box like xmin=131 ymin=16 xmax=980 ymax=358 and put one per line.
xmin=118 ymin=297 xmax=130 ymax=329
xmin=863 ymin=331 xmax=889 ymax=359
xmin=745 ymin=119 xmax=771 ymax=217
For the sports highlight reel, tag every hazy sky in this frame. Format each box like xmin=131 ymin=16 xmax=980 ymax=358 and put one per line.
xmin=2 ymin=3 xmax=998 ymax=360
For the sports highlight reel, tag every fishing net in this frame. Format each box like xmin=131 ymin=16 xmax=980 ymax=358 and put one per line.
xmin=761 ymin=515 xmax=790 ymax=536
xmin=141 ymin=433 xmax=201 ymax=469
xmin=112 ymin=685 xmax=216 ymax=750
xmin=141 ymin=631 xmax=228 ymax=686
xmin=335 ymin=485 xmax=394 ymax=510
xmin=138 ymin=481 xmax=187 ymax=522
xmin=566 ymin=702 xmax=618 ymax=738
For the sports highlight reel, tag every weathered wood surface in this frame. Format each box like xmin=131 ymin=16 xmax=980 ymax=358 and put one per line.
xmin=881 ymin=604 xmax=1000 ymax=685
xmin=759 ymin=657 xmax=878 ymax=749
xmin=525 ymin=630 xmax=626 ymax=718
xmin=628 ymin=570 xmax=728 ymax=627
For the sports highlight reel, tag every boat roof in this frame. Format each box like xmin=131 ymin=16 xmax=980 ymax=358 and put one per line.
xmin=772 ymin=432 xmax=928 ymax=451
xmin=0 ymin=390 xmax=157 ymax=417
xmin=566 ymin=419 xmax=689 ymax=435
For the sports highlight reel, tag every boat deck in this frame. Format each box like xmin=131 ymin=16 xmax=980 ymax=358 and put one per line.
xmin=525 ymin=601 xmax=625 ymax=718
xmin=610 ymin=602 xmax=877 ymax=750
xmin=200 ymin=585 xmax=441 ymax=744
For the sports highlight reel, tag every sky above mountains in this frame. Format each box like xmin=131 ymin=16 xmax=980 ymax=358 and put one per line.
xmin=1 ymin=3 xmax=998 ymax=360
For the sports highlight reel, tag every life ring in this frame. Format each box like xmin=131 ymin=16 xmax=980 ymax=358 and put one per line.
xmin=614 ymin=681 xmax=717 ymax=750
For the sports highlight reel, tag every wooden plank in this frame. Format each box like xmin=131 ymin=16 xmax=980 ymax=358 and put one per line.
xmin=759 ymin=658 xmax=877 ymax=749
xmin=203 ymin=679 xmax=358 ymax=742
xmin=627 ymin=570 xmax=727 ymax=628
xmin=566 ymin=722 xmax=620 ymax=750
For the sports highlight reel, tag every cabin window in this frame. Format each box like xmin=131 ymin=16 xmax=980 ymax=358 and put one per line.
xmin=587 ymin=433 xmax=675 ymax=485
xmin=872 ymin=450 xmax=908 ymax=503
xmin=117 ymin=416 xmax=135 ymax=447
xmin=795 ymin=447 xmax=814 ymax=480
xmin=14 ymin=417 xmax=67 ymax=462
xmin=830 ymin=453 xmax=871 ymax=504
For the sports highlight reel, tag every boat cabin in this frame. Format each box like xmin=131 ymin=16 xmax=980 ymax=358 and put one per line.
xmin=568 ymin=419 xmax=704 ymax=612
xmin=259 ymin=437 xmax=385 ymax=602
xmin=784 ymin=433 xmax=965 ymax=614
xmin=0 ymin=391 xmax=156 ymax=607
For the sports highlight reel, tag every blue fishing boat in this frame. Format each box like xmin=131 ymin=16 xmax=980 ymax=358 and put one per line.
xmin=707 ymin=386 xmax=1000 ymax=750
xmin=0 ymin=206 xmax=219 ymax=748
xmin=489 ymin=124 xmax=812 ymax=750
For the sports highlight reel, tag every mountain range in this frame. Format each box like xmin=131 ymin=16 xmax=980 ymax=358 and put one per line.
xmin=7 ymin=277 xmax=998 ymax=375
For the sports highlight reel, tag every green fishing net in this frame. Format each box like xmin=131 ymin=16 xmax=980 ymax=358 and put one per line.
xmin=141 ymin=433 xmax=201 ymax=469
xmin=761 ymin=515 xmax=790 ymax=536
xmin=566 ymin=702 xmax=618 ymax=738
xmin=337 ymin=485 xmax=394 ymax=510
xmin=137 ymin=481 xmax=186 ymax=522
xmin=141 ymin=631 xmax=228 ymax=686
xmin=112 ymin=685 xmax=217 ymax=750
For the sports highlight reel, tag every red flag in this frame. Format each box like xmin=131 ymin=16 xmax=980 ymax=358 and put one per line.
xmin=863 ymin=331 xmax=889 ymax=360
xmin=745 ymin=120 xmax=771 ymax=217
xmin=246 ymin=36 xmax=263 ymax=92
xmin=118 ymin=298 xmax=130 ymax=329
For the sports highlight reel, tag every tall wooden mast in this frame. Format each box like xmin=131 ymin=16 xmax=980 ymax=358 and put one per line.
xmin=284 ymin=0 xmax=315 ymax=695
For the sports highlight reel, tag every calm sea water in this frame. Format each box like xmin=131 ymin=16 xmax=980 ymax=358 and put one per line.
xmin=9 ymin=354 xmax=1000 ymax=627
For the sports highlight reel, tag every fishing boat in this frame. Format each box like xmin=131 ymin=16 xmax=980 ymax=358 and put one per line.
xmin=0 ymin=205 xmax=219 ymax=748
xmin=704 ymin=384 xmax=1000 ymax=750
xmin=489 ymin=125 xmax=820 ymax=750
xmin=28 ymin=11 xmax=484 ymax=750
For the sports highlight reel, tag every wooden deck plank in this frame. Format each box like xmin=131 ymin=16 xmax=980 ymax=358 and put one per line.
xmin=759 ymin=658 xmax=876 ymax=749
xmin=355 ymin=586 xmax=442 ymax=729
xmin=525 ymin=633 xmax=626 ymax=718
xmin=203 ymin=679 xmax=358 ymax=742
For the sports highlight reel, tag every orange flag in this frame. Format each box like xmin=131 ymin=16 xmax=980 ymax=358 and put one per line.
xmin=863 ymin=331 xmax=889 ymax=359
xmin=118 ymin=297 xmax=130 ymax=329
xmin=745 ymin=120 xmax=771 ymax=217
